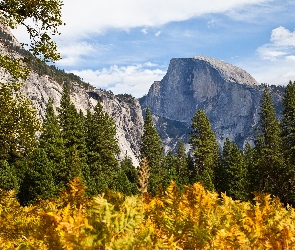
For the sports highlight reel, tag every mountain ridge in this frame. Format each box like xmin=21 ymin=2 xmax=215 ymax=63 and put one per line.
xmin=141 ymin=56 xmax=284 ymax=150
xmin=0 ymin=25 xmax=144 ymax=166
xmin=0 ymin=24 xmax=285 ymax=158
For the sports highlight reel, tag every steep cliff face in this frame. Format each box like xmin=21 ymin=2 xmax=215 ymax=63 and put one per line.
xmin=20 ymin=76 xmax=144 ymax=165
xmin=142 ymin=56 xmax=283 ymax=149
xmin=0 ymin=26 xmax=143 ymax=166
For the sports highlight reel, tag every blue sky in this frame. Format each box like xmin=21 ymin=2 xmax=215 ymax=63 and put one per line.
xmin=13 ymin=0 xmax=295 ymax=97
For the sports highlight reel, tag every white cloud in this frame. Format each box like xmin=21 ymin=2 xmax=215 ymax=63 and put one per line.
xmin=56 ymin=0 xmax=269 ymax=39
xmin=69 ymin=64 xmax=166 ymax=97
xmin=207 ymin=20 xmax=215 ymax=28
xmin=155 ymin=31 xmax=161 ymax=37
xmin=270 ymin=26 xmax=295 ymax=47
xmin=237 ymin=55 xmax=295 ymax=86
xmin=257 ymin=26 xmax=295 ymax=60
xmin=141 ymin=29 xmax=148 ymax=35
xmin=54 ymin=41 xmax=113 ymax=67
xmin=56 ymin=41 xmax=95 ymax=66
xmin=238 ymin=26 xmax=295 ymax=86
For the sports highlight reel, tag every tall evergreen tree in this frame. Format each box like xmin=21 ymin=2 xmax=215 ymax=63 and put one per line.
xmin=218 ymin=138 xmax=248 ymax=200
xmin=0 ymin=82 xmax=40 ymax=163
xmin=255 ymin=87 xmax=285 ymax=197
xmin=187 ymin=152 xmax=196 ymax=184
xmin=140 ymin=108 xmax=164 ymax=195
xmin=39 ymin=98 xmax=68 ymax=190
xmin=282 ymin=81 xmax=295 ymax=165
xmin=18 ymin=148 xmax=56 ymax=206
xmin=120 ymin=155 xmax=138 ymax=195
xmin=189 ymin=109 xmax=219 ymax=191
xmin=163 ymin=151 xmax=178 ymax=189
xmin=58 ymin=85 xmax=88 ymax=182
xmin=174 ymin=140 xmax=189 ymax=185
xmin=0 ymin=160 xmax=18 ymax=191
xmin=164 ymin=140 xmax=189 ymax=188
xmin=281 ymin=80 xmax=295 ymax=205
xmin=85 ymin=102 xmax=120 ymax=194
xmin=244 ymin=142 xmax=258 ymax=195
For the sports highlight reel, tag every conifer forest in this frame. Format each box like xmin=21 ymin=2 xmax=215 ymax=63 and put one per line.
xmin=1 ymin=0 xmax=295 ymax=249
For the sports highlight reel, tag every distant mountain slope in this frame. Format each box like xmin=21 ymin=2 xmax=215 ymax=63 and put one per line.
xmin=141 ymin=56 xmax=284 ymax=150
xmin=0 ymin=25 xmax=144 ymax=165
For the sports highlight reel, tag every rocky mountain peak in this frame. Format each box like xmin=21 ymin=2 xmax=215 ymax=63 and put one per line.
xmin=142 ymin=56 xmax=283 ymax=151
xmin=192 ymin=55 xmax=259 ymax=86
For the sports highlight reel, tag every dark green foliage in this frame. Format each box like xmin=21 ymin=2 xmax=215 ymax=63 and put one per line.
xmin=58 ymin=85 xmax=88 ymax=182
xmin=217 ymin=138 xmax=248 ymax=201
xmin=86 ymin=102 xmax=120 ymax=171
xmin=140 ymin=108 xmax=165 ymax=195
xmin=85 ymin=102 xmax=121 ymax=195
xmin=174 ymin=140 xmax=189 ymax=185
xmin=108 ymin=169 xmax=135 ymax=196
xmin=39 ymin=98 xmax=68 ymax=189
xmin=282 ymin=81 xmax=295 ymax=164
xmin=281 ymin=81 xmax=295 ymax=205
xmin=189 ymin=109 xmax=219 ymax=191
xmin=0 ymin=160 xmax=18 ymax=191
xmin=187 ymin=152 xmax=196 ymax=184
xmin=18 ymin=148 xmax=56 ymax=206
xmin=163 ymin=140 xmax=189 ymax=188
xmin=163 ymin=151 xmax=178 ymax=189
xmin=244 ymin=142 xmax=258 ymax=195
xmin=255 ymin=87 xmax=285 ymax=197
xmin=120 ymin=155 xmax=139 ymax=195
xmin=0 ymin=83 xmax=40 ymax=163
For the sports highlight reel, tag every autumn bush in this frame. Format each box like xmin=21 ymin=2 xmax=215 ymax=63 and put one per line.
xmin=1 ymin=178 xmax=295 ymax=249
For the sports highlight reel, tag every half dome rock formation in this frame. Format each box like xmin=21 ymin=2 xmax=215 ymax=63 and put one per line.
xmin=142 ymin=56 xmax=282 ymax=148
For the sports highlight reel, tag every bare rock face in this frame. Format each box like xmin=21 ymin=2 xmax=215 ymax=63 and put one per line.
xmin=21 ymin=74 xmax=144 ymax=166
xmin=142 ymin=56 xmax=283 ymax=149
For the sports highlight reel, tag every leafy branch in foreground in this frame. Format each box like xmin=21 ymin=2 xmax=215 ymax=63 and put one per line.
xmin=0 ymin=0 xmax=64 ymax=80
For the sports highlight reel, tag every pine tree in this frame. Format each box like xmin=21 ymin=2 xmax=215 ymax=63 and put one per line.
xmin=281 ymin=80 xmax=295 ymax=205
xmin=174 ymin=140 xmax=189 ymax=185
xmin=163 ymin=141 xmax=189 ymax=189
xmin=218 ymin=138 xmax=248 ymax=200
xmin=187 ymin=152 xmax=197 ymax=184
xmin=120 ymin=155 xmax=138 ymax=195
xmin=0 ymin=160 xmax=18 ymax=191
xmin=39 ymin=98 xmax=68 ymax=190
xmin=85 ymin=101 xmax=120 ymax=194
xmin=255 ymin=87 xmax=285 ymax=197
xmin=58 ymin=85 xmax=88 ymax=182
xmin=189 ymin=109 xmax=219 ymax=191
xmin=0 ymin=82 xmax=40 ymax=163
xmin=140 ymin=108 xmax=164 ymax=195
xmin=163 ymin=151 xmax=178 ymax=189
xmin=244 ymin=142 xmax=258 ymax=196
xmin=282 ymin=81 xmax=295 ymax=161
xmin=109 ymin=169 xmax=134 ymax=196
xmin=18 ymin=148 xmax=56 ymax=206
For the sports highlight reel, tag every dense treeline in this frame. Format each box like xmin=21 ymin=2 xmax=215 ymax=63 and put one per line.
xmin=0 ymin=83 xmax=139 ymax=205
xmin=137 ymin=81 xmax=295 ymax=207
xmin=1 ymin=80 xmax=295 ymax=208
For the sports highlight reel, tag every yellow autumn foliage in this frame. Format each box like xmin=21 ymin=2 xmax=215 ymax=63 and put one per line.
xmin=0 ymin=178 xmax=295 ymax=249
